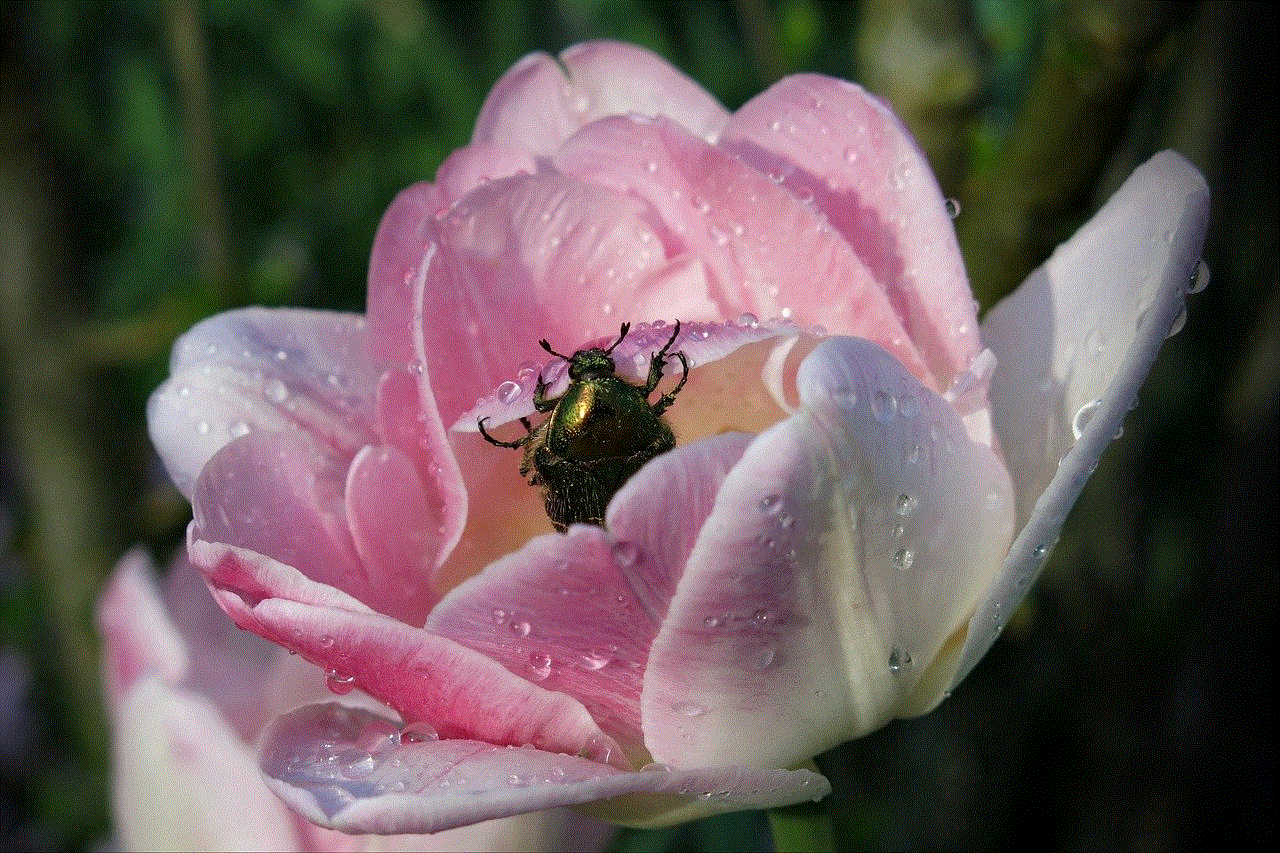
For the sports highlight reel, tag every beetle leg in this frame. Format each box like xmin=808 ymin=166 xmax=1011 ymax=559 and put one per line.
xmin=643 ymin=319 xmax=682 ymax=395
xmin=651 ymin=350 xmax=688 ymax=417
xmin=478 ymin=416 xmax=528 ymax=449
xmin=533 ymin=373 xmax=558 ymax=413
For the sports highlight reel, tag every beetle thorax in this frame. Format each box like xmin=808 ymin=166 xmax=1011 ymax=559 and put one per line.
xmin=566 ymin=349 xmax=617 ymax=381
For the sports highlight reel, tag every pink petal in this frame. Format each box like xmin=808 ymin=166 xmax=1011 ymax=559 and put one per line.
xmin=344 ymin=444 xmax=440 ymax=620
xmin=112 ymin=677 xmax=301 ymax=851
xmin=259 ymin=703 xmax=829 ymax=833
xmin=473 ymin=42 xmax=728 ymax=157
xmin=555 ymin=115 xmax=934 ymax=384
xmin=190 ymin=431 xmax=386 ymax=613
xmin=643 ymin=337 xmax=1014 ymax=770
xmin=416 ymin=172 xmax=674 ymax=426
xmin=720 ymin=75 xmax=981 ymax=389
xmin=436 ymin=142 xmax=540 ymax=204
xmin=367 ymin=181 xmax=447 ymax=366
xmin=197 ymin=564 xmax=627 ymax=766
xmin=97 ymin=549 xmax=188 ymax=705
xmin=149 ymin=308 xmax=378 ymax=497
xmin=956 ymin=150 xmax=1210 ymax=688
xmin=427 ymin=434 xmax=754 ymax=759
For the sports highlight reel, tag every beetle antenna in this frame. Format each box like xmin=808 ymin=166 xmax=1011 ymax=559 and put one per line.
xmin=605 ymin=322 xmax=631 ymax=354
xmin=538 ymin=338 xmax=569 ymax=360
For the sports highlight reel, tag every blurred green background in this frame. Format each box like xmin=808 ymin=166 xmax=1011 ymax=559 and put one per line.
xmin=0 ymin=0 xmax=1273 ymax=849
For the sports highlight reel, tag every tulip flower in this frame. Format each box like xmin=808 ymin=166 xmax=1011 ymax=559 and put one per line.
xmin=146 ymin=41 xmax=1209 ymax=834
xmin=97 ymin=549 xmax=614 ymax=851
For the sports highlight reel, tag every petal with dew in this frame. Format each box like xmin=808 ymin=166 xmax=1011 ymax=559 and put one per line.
xmin=555 ymin=115 xmax=933 ymax=384
xmin=954 ymin=150 xmax=1210 ymax=688
xmin=367 ymin=181 xmax=447 ymax=365
xmin=643 ymin=337 xmax=1014 ymax=770
xmin=721 ymin=75 xmax=980 ymax=391
xmin=260 ymin=704 xmax=829 ymax=834
xmin=194 ymin=557 xmax=628 ymax=766
xmin=428 ymin=433 xmax=754 ymax=760
xmin=149 ymin=309 xmax=378 ymax=498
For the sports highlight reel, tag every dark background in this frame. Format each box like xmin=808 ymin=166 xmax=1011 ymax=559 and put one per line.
xmin=1 ymin=1 xmax=1274 ymax=849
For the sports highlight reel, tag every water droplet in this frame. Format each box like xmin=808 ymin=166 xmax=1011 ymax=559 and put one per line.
xmin=1167 ymin=305 xmax=1188 ymax=337
xmin=752 ymin=609 xmax=781 ymax=626
xmin=196 ymin=420 xmax=210 ymax=435
xmin=758 ymin=494 xmax=783 ymax=515
xmin=891 ymin=522 xmax=906 ymax=540
xmin=580 ymin=649 xmax=611 ymax=670
xmin=611 ymin=540 xmax=641 ymax=568
xmin=1072 ymin=399 xmax=1101 ymax=440
xmin=673 ymin=701 xmax=706 ymax=717
xmin=831 ymin=388 xmax=857 ymax=409
xmin=229 ymin=421 xmax=250 ymax=438
xmin=871 ymin=389 xmax=898 ymax=423
xmin=892 ymin=548 xmax=915 ymax=571
xmin=1188 ymin=259 xmax=1210 ymax=293
xmin=319 ymin=635 xmax=334 ymax=649
xmin=944 ymin=198 xmax=961 ymax=218
xmin=645 ymin=160 xmax=657 ymax=174
xmin=325 ymin=670 xmax=356 ymax=695
xmin=898 ymin=393 xmax=920 ymax=418
xmin=896 ymin=494 xmax=918 ymax=516
xmin=492 ymin=608 xmax=507 ymax=624
xmin=399 ymin=720 xmax=439 ymax=744
xmin=888 ymin=646 xmax=914 ymax=674
xmin=753 ymin=647 xmax=776 ymax=669
xmin=703 ymin=614 xmax=722 ymax=628
xmin=338 ymin=749 xmax=376 ymax=778
xmin=1032 ymin=543 xmax=1049 ymax=559
xmin=527 ymin=652 xmax=552 ymax=681
xmin=497 ymin=380 xmax=521 ymax=404
xmin=736 ymin=312 xmax=759 ymax=327
xmin=904 ymin=444 xmax=921 ymax=465
xmin=510 ymin=620 xmax=531 ymax=637
xmin=843 ymin=145 xmax=859 ymax=164
xmin=264 ymin=378 xmax=289 ymax=403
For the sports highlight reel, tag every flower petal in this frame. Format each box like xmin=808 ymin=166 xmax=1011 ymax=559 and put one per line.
xmin=113 ymin=677 xmax=300 ymax=852
xmin=149 ymin=309 xmax=378 ymax=497
xmin=955 ymin=150 xmax=1210 ymax=688
xmin=195 ymin=552 xmax=627 ymax=766
xmin=259 ymin=703 xmax=829 ymax=833
xmin=473 ymin=42 xmax=728 ymax=157
xmin=367 ymin=181 xmax=447 ymax=366
xmin=720 ymin=75 xmax=980 ymax=390
xmin=427 ymin=433 xmax=754 ymax=759
xmin=98 ymin=549 xmax=188 ymax=704
xmin=643 ymin=337 xmax=1014 ymax=769
xmin=555 ymin=115 xmax=933 ymax=383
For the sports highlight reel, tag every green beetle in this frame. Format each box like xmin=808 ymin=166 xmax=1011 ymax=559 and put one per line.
xmin=478 ymin=321 xmax=688 ymax=532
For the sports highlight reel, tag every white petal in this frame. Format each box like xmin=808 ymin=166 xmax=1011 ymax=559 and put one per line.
xmin=957 ymin=151 xmax=1210 ymax=687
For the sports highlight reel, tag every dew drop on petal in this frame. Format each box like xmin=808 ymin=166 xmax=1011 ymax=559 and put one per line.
xmin=325 ymin=670 xmax=356 ymax=696
xmin=497 ymin=380 xmax=521 ymax=404
xmin=1167 ymin=305 xmax=1188 ymax=337
xmin=1072 ymin=399 xmax=1101 ymax=440
xmin=611 ymin=540 xmax=641 ymax=568
xmin=673 ymin=701 xmax=706 ymax=717
xmin=888 ymin=646 xmax=913 ymax=675
xmin=1188 ymin=259 xmax=1210 ymax=294
xmin=871 ymin=389 xmax=898 ymax=423
xmin=896 ymin=494 xmax=918 ymax=517
xmin=264 ymin=378 xmax=289 ymax=403
xmin=527 ymin=652 xmax=552 ymax=681
xmin=399 ymin=720 xmax=439 ymax=744
xmin=758 ymin=494 xmax=783 ymax=516
xmin=944 ymin=198 xmax=961 ymax=218
xmin=510 ymin=620 xmax=532 ymax=637
xmin=736 ymin=312 xmax=759 ymax=327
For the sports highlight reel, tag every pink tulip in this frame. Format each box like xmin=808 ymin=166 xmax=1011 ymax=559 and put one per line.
xmin=97 ymin=549 xmax=615 ymax=851
xmin=146 ymin=41 xmax=1209 ymax=834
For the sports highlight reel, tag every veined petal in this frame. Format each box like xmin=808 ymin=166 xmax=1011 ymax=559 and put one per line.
xmin=721 ymin=75 xmax=981 ymax=391
xmin=473 ymin=42 xmax=728 ymax=157
xmin=957 ymin=150 xmax=1210 ymax=688
xmin=259 ymin=703 xmax=828 ymax=834
xmin=643 ymin=337 xmax=1013 ymax=769
xmin=149 ymin=309 xmax=378 ymax=498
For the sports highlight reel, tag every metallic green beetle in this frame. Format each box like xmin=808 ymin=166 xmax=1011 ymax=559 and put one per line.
xmin=478 ymin=321 xmax=688 ymax=532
